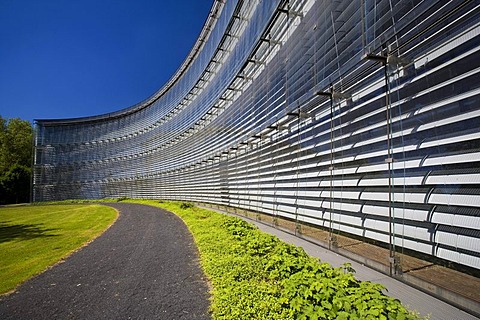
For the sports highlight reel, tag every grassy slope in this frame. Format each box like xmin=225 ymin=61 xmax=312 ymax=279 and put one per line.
xmin=0 ymin=204 xmax=118 ymax=294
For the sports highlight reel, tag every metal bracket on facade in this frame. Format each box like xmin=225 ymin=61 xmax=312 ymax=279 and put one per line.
xmin=363 ymin=52 xmax=411 ymax=72
xmin=260 ymin=37 xmax=282 ymax=46
xmin=287 ymin=111 xmax=310 ymax=118
xmin=227 ymin=86 xmax=242 ymax=93
xmin=247 ymin=58 xmax=265 ymax=65
xmin=317 ymin=88 xmax=350 ymax=100
xmin=225 ymin=32 xmax=239 ymax=39
xmin=362 ymin=53 xmax=387 ymax=64
xmin=278 ymin=7 xmax=303 ymax=18
xmin=237 ymin=73 xmax=254 ymax=81
xmin=267 ymin=124 xmax=288 ymax=131
xmin=232 ymin=13 xmax=248 ymax=22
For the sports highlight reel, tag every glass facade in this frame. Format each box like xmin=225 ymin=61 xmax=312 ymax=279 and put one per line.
xmin=34 ymin=0 xmax=480 ymax=272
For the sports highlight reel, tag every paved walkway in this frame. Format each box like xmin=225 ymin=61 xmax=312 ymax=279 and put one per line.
xmin=0 ymin=203 xmax=210 ymax=320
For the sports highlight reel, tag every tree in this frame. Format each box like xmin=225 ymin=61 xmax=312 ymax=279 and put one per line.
xmin=0 ymin=116 xmax=33 ymax=204
xmin=1 ymin=164 xmax=31 ymax=204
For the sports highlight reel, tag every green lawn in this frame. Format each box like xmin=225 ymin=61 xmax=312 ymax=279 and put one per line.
xmin=0 ymin=204 xmax=118 ymax=294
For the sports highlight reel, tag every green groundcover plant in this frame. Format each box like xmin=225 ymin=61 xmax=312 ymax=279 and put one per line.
xmin=135 ymin=200 xmax=424 ymax=320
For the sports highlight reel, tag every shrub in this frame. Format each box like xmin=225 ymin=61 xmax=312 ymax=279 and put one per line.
xmin=180 ymin=202 xmax=194 ymax=209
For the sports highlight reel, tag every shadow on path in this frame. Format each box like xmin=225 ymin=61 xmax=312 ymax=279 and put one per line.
xmin=0 ymin=203 xmax=211 ymax=320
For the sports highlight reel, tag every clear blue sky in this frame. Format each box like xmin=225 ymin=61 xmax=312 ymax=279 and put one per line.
xmin=0 ymin=0 xmax=212 ymax=123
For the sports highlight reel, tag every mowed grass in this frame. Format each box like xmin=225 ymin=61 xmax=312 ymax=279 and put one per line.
xmin=0 ymin=204 xmax=118 ymax=294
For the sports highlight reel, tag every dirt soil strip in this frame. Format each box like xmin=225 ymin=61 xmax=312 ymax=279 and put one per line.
xmin=0 ymin=203 xmax=211 ymax=320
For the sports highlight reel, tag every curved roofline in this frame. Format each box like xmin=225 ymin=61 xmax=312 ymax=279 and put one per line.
xmin=36 ymin=0 xmax=225 ymax=126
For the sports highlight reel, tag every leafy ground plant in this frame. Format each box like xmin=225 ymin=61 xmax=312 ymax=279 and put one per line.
xmin=0 ymin=204 xmax=117 ymax=294
xmin=134 ymin=200 xmax=425 ymax=320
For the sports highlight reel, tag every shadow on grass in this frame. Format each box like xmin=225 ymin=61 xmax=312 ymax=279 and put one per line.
xmin=0 ymin=222 xmax=58 ymax=243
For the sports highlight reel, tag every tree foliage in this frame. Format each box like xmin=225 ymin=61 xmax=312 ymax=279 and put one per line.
xmin=0 ymin=116 xmax=33 ymax=204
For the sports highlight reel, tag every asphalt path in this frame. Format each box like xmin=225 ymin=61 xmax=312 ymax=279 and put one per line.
xmin=0 ymin=203 xmax=211 ymax=320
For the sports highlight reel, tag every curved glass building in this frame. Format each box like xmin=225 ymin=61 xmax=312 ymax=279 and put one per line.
xmin=34 ymin=0 xmax=480 ymax=274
